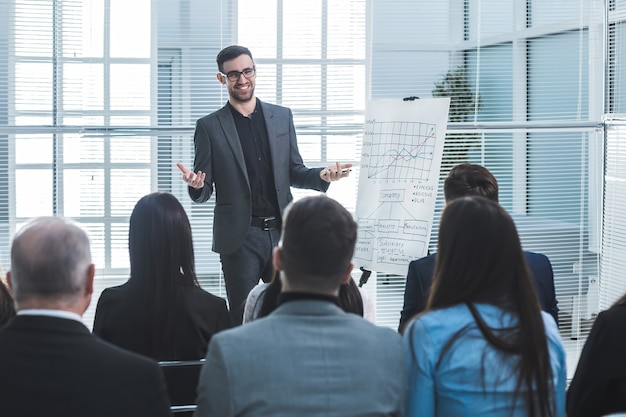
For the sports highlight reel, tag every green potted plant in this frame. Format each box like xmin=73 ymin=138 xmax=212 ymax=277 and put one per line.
xmin=431 ymin=67 xmax=481 ymax=174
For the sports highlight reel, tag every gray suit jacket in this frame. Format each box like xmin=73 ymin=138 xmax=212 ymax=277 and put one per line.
xmin=194 ymin=300 xmax=407 ymax=417
xmin=189 ymin=101 xmax=330 ymax=255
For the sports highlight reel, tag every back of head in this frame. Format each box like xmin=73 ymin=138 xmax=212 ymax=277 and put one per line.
xmin=279 ymin=195 xmax=357 ymax=293
xmin=444 ymin=163 xmax=498 ymax=203
xmin=216 ymin=45 xmax=253 ymax=73
xmin=430 ymin=196 xmax=529 ymax=309
xmin=10 ymin=217 xmax=92 ymax=307
xmin=128 ymin=192 xmax=197 ymax=288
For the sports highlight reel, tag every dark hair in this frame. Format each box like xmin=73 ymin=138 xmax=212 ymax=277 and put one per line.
xmin=444 ymin=163 xmax=499 ymax=203
xmin=0 ymin=280 xmax=15 ymax=327
xmin=216 ymin=45 xmax=253 ymax=73
xmin=418 ymin=196 xmax=554 ymax=417
xmin=279 ymin=195 xmax=357 ymax=292
xmin=127 ymin=192 xmax=200 ymax=359
xmin=257 ymin=270 xmax=364 ymax=318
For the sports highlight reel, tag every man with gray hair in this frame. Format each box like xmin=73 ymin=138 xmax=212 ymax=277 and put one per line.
xmin=0 ymin=217 xmax=172 ymax=417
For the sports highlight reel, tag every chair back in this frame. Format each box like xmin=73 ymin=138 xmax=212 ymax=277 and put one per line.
xmin=159 ymin=359 xmax=205 ymax=416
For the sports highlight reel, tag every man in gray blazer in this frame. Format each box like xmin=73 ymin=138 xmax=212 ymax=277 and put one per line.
xmin=194 ymin=195 xmax=407 ymax=417
xmin=177 ymin=45 xmax=351 ymax=325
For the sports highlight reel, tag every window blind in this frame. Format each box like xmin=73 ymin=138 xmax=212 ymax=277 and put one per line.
xmin=369 ymin=0 xmax=604 ymax=380
xmin=602 ymin=0 xmax=626 ymax=311
xmin=0 ymin=0 xmax=366 ymax=329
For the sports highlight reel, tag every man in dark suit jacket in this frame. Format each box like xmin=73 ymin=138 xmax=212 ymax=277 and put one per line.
xmin=0 ymin=217 xmax=172 ymax=417
xmin=399 ymin=164 xmax=559 ymax=331
xmin=567 ymin=295 xmax=626 ymax=417
xmin=177 ymin=45 xmax=352 ymax=325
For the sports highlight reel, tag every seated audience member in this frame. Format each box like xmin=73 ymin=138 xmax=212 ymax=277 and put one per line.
xmin=0 ymin=217 xmax=171 ymax=417
xmin=243 ymin=270 xmax=375 ymax=323
xmin=403 ymin=196 xmax=566 ymax=417
xmin=399 ymin=163 xmax=558 ymax=331
xmin=566 ymin=292 xmax=626 ymax=417
xmin=195 ymin=195 xmax=407 ymax=417
xmin=93 ymin=192 xmax=230 ymax=360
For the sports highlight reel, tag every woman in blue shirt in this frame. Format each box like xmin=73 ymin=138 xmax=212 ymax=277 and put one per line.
xmin=403 ymin=196 xmax=566 ymax=417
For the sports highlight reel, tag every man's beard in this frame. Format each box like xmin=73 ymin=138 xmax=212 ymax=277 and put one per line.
xmin=230 ymin=84 xmax=255 ymax=103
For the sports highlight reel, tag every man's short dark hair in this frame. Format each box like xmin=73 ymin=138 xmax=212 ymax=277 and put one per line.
xmin=279 ymin=196 xmax=357 ymax=291
xmin=216 ymin=45 xmax=253 ymax=73
xmin=443 ymin=163 xmax=499 ymax=203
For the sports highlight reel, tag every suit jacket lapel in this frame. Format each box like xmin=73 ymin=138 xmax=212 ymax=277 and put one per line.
xmin=261 ymin=101 xmax=284 ymax=183
xmin=216 ymin=105 xmax=249 ymax=182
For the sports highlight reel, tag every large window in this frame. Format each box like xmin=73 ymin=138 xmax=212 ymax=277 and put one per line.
xmin=0 ymin=0 xmax=366 ymax=328
xmin=3 ymin=0 xmax=154 ymax=324
xmin=603 ymin=1 xmax=626 ymax=311
xmin=370 ymin=0 xmax=605 ymax=379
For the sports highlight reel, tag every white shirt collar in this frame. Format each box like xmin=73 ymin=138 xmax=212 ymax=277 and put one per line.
xmin=17 ymin=309 xmax=85 ymax=324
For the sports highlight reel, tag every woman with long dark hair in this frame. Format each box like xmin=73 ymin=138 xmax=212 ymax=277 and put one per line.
xmin=93 ymin=192 xmax=230 ymax=360
xmin=566 ymin=292 xmax=626 ymax=416
xmin=403 ymin=196 xmax=565 ymax=417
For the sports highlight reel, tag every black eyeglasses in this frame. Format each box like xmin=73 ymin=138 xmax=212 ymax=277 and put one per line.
xmin=222 ymin=66 xmax=256 ymax=82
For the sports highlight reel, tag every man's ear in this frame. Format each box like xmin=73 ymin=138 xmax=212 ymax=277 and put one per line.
xmin=78 ymin=263 xmax=95 ymax=314
xmin=84 ymin=264 xmax=95 ymax=297
xmin=272 ymin=246 xmax=283 ymax=272
xmin=340 ymin=262 xmax=354 ymax=284
xmin=6 ymin=271 xmax=12 ymax=291
xmin=216 ymin=72 xmax=226 ymax=85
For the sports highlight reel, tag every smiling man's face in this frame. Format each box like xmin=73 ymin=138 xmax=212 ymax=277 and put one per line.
xmin=221 ymin=54 xmax=256 ymax=104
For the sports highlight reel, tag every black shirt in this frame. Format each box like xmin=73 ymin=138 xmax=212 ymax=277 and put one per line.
xmin=277 ymin=292 xmax=341 ymax=307
xmin=228 ymin=100 xmax=280 ymax=218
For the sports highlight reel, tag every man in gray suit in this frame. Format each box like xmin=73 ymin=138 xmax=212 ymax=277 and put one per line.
xmin=177 ymin=45 xmax=351 ymax=325
xmin=194 ymin=195 xmax=407 ymax=417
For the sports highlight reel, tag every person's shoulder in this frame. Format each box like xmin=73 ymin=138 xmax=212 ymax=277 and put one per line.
xmin=186 ymin=285 xmax=227 ymax=305
xmin=409 ymin=304 xmax=474 ymax=335
xmin=259 ymin=100 xmax=289 ymax=114
xmin=102 ymin=282 xmax=129 ymax=292
xmin=540 ymin=310 xmax=560 ymax=333
xmin=97 ymin=283 xmax=129 ymax=302
xmin=523 ymin=250 xmax=551 ymax=265
xmin=596 ymin=303 xmax=626 ymax=328
xmin=197 ymin=105 xmax=229 ymax=123
xmin=409 ymin=253 xmax=436 ymax=267
xmin=407 ymin=253 xmax=437 ymax=280
xmin=324 ymin=312 xmax=401 ymax=347
xmin=247 ymin=282 xmax=269 ymax=298
xmin=540 ymin=310 xmax=566 ymax=355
